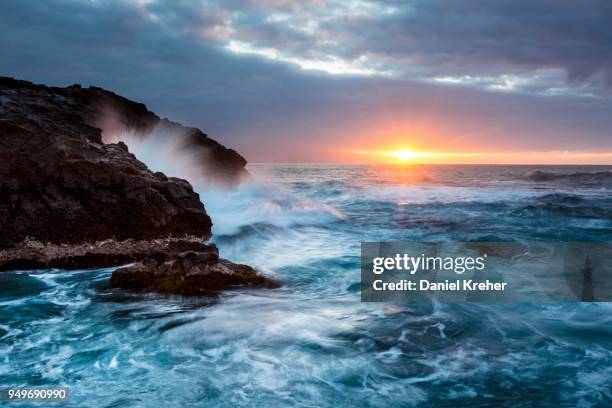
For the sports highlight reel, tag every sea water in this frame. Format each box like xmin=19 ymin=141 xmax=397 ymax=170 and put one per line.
xmin=1 ymin=164 xmax=612 ymax=407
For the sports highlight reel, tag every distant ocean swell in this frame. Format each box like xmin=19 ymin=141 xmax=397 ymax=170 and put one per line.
xmin=525 ymin=169 xmax=612 ymax=184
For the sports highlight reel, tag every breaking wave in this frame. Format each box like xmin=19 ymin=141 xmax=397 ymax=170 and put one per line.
xmin=196 ymin=181 xmax=344 ymax=237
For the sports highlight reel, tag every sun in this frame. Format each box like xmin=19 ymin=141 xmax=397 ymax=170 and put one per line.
xmin=387 ymin=149 xmax=424 ymax=162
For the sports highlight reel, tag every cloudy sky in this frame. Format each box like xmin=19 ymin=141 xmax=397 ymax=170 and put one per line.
xmin=1 ymin=0 xmax=611 ymax=163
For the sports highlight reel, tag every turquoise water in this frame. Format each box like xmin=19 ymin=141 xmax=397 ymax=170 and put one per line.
xmin=1 ymin=164 xmax=612 ymax=407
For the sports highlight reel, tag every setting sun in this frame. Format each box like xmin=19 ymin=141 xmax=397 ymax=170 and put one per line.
xmin=386 ymin=149 xmax=425 ymax=162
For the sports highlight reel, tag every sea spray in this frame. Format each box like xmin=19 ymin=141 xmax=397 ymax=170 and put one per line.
xmin=196 ymin=180 xmax=344 ymax=237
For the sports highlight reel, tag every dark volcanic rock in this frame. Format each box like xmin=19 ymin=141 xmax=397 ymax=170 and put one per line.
xmin=109 ymin=242 xmax=279 ymax=295
xmin=0 ymin=77 xmax=219 ymax=249
xmin=0 ymin=77 xmax=248 ymax=182
xmin=0 ymin=236 xmax=207 ymax=271
xmin=0 ymin=77 xmax=276 ymax=295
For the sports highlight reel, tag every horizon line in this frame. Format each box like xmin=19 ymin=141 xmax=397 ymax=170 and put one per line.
xmin=246 ymin=162 xmax=612 ymax=166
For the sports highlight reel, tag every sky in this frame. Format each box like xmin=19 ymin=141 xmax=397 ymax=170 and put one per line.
xmin=1 ymin=0 xmax=611 ymax=164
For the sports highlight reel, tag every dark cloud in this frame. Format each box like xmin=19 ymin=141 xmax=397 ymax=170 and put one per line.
xmin=347 ymin=0 xmax=612 ymax=90
xmin=189 ymin=0 xmax=612 ymax=94
xmin=0 ymin=0 xmax=611 ymax=162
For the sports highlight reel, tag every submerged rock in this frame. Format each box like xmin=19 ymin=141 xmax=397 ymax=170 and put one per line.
xmin=109 ymin=241 xmax=279 ymax=295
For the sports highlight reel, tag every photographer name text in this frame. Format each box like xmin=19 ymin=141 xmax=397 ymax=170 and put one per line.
xmin=373 ymin=279 xmax=507 ymax=292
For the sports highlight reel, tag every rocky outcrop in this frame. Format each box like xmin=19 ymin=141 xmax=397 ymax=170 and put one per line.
xmin=0 ymin=79 xmax=211 ymax=248
xmin=0 ymin=77 xmax=248 ymax=183
xmin=0 ymin=77 xmax=275 ymax=295
xmin=110 ymin=241 xmax=279 ymax=295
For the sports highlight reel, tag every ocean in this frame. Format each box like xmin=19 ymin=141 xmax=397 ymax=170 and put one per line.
xmin=1 ymin=164 xmax=612 ymax=407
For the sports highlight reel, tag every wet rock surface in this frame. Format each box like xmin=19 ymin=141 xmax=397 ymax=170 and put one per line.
xmin=109 ymin=241 xmax=279 ymax=295
xmin=0 ymin=237 xmax=206 ymax=271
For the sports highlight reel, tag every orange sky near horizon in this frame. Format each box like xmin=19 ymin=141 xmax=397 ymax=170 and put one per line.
xmin=339 ymin=148 xmax=612 ymax=165
xmin=237 ymin=114 xmax=612 ymax=165
xmin=237 ymin=121 xmax=612 ymax=164
xmin=323 ymin=125 xmax=612 ymax=165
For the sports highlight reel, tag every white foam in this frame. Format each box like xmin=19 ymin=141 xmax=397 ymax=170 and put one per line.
xmin=197 ymin=180 xmax=344 ymax=237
